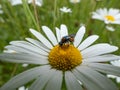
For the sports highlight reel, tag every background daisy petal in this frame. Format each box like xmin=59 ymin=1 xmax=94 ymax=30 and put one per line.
xmin=73 ymin=26 xmax=85 ymax=47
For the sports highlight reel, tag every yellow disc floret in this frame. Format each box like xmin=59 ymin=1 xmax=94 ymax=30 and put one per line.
xmin=105 ymin=15 xmax=115 ymax=22
xmin=48 ymin=45 xmax=82 ymax=71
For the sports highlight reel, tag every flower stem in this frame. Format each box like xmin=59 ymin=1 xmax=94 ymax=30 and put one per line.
xmin=53 ymin=0 xmax=57 ymax=30
xmin=11 ymin=64 xmax=18 ymax=77
xmin=32 ymin=0 xmax=41 ymax=32
xmin=22 ymin=0 xmax=40 ymax=31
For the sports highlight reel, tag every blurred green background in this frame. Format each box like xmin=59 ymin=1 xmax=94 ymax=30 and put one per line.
xmin=0 ymin=0 xmax=120 ymax=89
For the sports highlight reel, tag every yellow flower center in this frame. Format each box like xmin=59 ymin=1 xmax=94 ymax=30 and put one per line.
xmin=48 ymin=45 xmax=82 ymax=71
xmin=105 ymin=15 xmax=115 ymax=21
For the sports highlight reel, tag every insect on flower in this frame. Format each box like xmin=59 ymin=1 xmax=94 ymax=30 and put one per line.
xmin=59 ymin=34 xmax=75 ymax=46
xmin=0 ymin=25 xmax=120 ymax=90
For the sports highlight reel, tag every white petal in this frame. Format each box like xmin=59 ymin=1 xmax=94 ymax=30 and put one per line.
xmin=109 ymin=8 xmax=120 ymax=16
xmin=5 ymin=45 xmax=47 ymax=58
xmin=22 ymin=64 xmax=29 ymax=67
xmin=75 ymin=66 xmax=118 ymax=90
xmin=18 ymin=86 xmax=25 ymax=90
xmin=112 ymin=20 xmax=120 ymax=24
xmin=74 ymin=26 xmax=85 ymax=47
xmin=60 ymin=24 xmax=68 ymax=38
xmin=30 ymin=29 xmax=53 ymax=49
xmin=65 ymin=71 xmax=82 ymax=90
xmin=115 ymin=13 xmax=120 ymax=19
xmin=78 ymin=35 xmax=99 ymax=51
xmin=110 ymin=60 xmax=120 ymax=66
xmin=83 ymin=54 xmax=120 ymax=62
xmin=45 ymin=70 xmax=63 ymax=90
xmin=26 ymin=38 xmax=49 ymax=52
xmin=73 ymin=68 xmax=101 ymax=90
xmin=0 ymin=65 xmax=50 ymax=90
xmin=116 ymin=77 xmax=120 ymax=83
xmin=81 ymin=44 xmax=118 ymax=58
xmin=3 ymin=49 xmax=16 ymax=53
xmin=87 ymin=63 xmax=120 ymax=77
xmin=55 ymin=27 xmax=61 ymax=42
xmin=106 ymin=26 xmax=115 ymax=31
xmin=28 ymin=0 xmax=43 ymax=6
xmin=28 ymin=69 xmax=56 ymax=90
xmin=0 ymin=53 xmax=48 ymax=64
xmin=92 ymin=13 xmax=104 ymax=20
xmin=9 ymin=0 xmax=22 ymax=5
xmin=42 ymin=26 xmax=58 ymax=46
xmin=107 ymin=74 xmax=117 ymax=78
xmin=10 ymin=41 xmax=48 ymax=56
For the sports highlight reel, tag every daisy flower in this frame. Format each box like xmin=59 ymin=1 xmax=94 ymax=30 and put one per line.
xmin=0 ymin=24 xmax=120 ymax=90
xmin=60 ymin=7 xmax=72 ymax=13
xmin=69 ymin=0 xmax=81 ymax=4
xmin=9 ymin=0 xmax=43 ymax=6
xmin=92 ymin=8 xmax=120 ymax=24
xmin=107 ymin=60 xmax=120 ymax=83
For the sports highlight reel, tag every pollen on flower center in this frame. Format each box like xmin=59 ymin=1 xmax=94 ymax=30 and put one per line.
xmin=105 ymin=15 xmax=115 ymax=21
xmin=48 ymin=45 xmax=82 ymax=71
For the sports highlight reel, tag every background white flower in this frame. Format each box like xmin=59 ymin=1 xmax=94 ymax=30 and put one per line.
xmin=9 ymin=0 xmax=43 ymax=6
xmin=0 ymin=5 xmax=3 ymax=14
xmin=92 ymin=8 xmax=120 ymax=24
xmin=28 ymin=0 xmax=43 ymax=6
xmin=107 ymin=60 xmax=120 ymax=83
xmin=69 ymin=0 xmax=81 ymax=3
xmin=0 ymin=24 xmax=120 ymax=90
xmin=60 ymin=7 xmax=72 ymax=13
